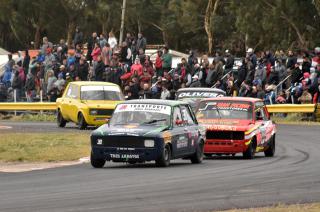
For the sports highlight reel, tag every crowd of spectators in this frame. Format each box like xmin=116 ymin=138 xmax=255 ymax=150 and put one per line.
xmin=1 ymin=28 xmax=320 ymax=105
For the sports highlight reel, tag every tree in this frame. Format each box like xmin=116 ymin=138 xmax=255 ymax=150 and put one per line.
xmin=204 ymin=0 xmax=220 ymax=55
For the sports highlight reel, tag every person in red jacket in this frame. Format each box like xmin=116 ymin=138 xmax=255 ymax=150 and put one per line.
xmin=131 ymin=58 xmax=143 ymax=76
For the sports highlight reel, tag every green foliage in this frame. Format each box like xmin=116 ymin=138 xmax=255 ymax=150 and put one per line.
xmin=0 ymin=0 xmax=319 ymax=54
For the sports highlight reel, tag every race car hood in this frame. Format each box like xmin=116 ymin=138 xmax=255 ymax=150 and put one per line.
xmin=92 ymin=124 xmax=169 ymax=137
xmin=81 ymin=100 xmax=122 ymax=109
xmin=198 ymin=118 xmax=255 ymax=132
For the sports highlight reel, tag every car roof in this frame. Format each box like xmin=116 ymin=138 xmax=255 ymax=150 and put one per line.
xmin=200 ymin=96 xmax=263 ymax=103
xmin=121 ymin=99 xmax=187 ymax=107
xmin=177 ymin=87 xmax=226 ymax=94
xmin=69 ymin=81 xmax=120 ymax=87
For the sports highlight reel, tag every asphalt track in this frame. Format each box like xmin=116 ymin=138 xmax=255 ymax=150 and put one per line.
xmin=0 ymin=122 xmax=320 ymax=211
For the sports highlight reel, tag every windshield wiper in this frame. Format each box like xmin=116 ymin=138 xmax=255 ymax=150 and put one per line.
xmin=142 ymin=119 xmax=167 ymax=124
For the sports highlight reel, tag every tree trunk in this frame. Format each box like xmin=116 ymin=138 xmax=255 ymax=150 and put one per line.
xmin=67 ymin=21 xmax=75 ymax=48
xmin=34 ymin=25 xmax=41 ymax=49
xmin=204 ymin=0 xmax=220 ymax=55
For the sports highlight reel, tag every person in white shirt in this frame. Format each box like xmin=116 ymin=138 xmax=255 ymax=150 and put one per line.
xmin=108 ymin=31 xmax=118 ymax=50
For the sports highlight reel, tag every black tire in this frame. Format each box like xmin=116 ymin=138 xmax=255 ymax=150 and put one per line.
xmin=156 ymin=145 xmax=171 ymax=167
xmin=78 ymin=113 xmax=87 ymax=130
xmin=191 ymin=141 xmax=204 ymax=164
xmin=243 ymin=140 xmax=256 ymax=159
xmin=90 ymin=152 xmax=105 ymax=168
xmin=264 ymin=135 xmax=275 ymax=157
xmin=57 ymin=110 xmax=66 ymax=128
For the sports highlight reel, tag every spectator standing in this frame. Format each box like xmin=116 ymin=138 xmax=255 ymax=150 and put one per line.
xmin=94 ymin=56 xmax=105 ymax=81
xmin=73 ymin=27 xmax=83 ymax=47
xmin=86 ymin=32 xmax=98 ymax=64
xmin=25 ymin=72 xmax=36 ymax=102
xmin=246 ymin=48 xmax=257 ymax=68
xmin=91 ymin=42 xmax=101 ymax=71
xmin=23 ymin=50 xmax=30 ymax=76
xmin=77 ymin=57 xmax=89 ymax=81
xmin=155 ymin=50 xmax=163 ymax=77
xmin=224 ymin=50 xmax=234 ymax=73
xmin=99 ymin=33 xmax=107 ymax=48
xmin=120 ymin=41 xmax=132 ymax=66
xmin=101 ymin=43 xmax=112 ymax=67
xmin=161 ymin=47 xmax=172 ymax=73
xmin=136 ymin=32 xmax=147 ymax=52
xmin=40 ymin=37 xmax=53 ymax=55
xmin=131 ymin=58 xmax=143 ymax=77
xmin=108 ymin=31 xmax=118 ymax=50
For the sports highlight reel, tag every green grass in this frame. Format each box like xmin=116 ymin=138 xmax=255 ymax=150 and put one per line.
xmin=219 ymin=203 xmax=320 ymax=212
xmin=0 ymin=133 xmax=90 ymax=162
xmin=0 ymin=113 xmax=56 ymax=122
xmin=271 ymin=113 xmax=320 ymax=125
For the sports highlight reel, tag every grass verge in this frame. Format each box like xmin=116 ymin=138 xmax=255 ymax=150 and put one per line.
xmin=219 ymin=203 xmax=320 ymax=212
xmin=0 ymin=113 xmax=56 ymax=122
xmin=271 ymin=113 xmax=320 ymax=125
xmin=0 ymin=133 xmax=90 ymax=162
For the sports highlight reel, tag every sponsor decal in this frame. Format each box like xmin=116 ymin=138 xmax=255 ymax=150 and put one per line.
xmin=178 ymin=92 xmax=223 ymax=98
xmin=116 ymin=147 xmax=135 ymax=151
xmin=215 ymin=102 xmax=251 ymax=111
xmin=124 ymin=125 xmax=138 ymax=129
xmin=177 ymin=136 xmax=188 ymax=148
xmin=97 ymin=139 xmax=103 ymax=145
xmin=110 ymin=154 xmax=140 ymax=159
xmin=115 ymin=104 xmax=171 ymax=115
xmin=206 ymin=125 xmax=237 ymax=131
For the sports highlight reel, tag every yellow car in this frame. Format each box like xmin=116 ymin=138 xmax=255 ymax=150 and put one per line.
xmin=56 ymin=81 xmax=124 ymax=129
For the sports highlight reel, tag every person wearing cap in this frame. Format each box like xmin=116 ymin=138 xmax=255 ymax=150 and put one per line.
xmin=189 ymin=75 xmax=201 ymax=88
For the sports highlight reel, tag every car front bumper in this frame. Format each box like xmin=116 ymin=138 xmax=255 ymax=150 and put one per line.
xmin=92 ymin=146 xmax=163 ymax=162
xmin=204 ymin=139 xmax=251 ymax=153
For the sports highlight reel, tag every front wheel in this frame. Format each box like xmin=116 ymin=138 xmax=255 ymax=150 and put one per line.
xmin=90 ymin=152 xmax=105 ymax=168
xmin=264 ymin=135 xmax=275 ymax=157
xmin=156 ymin=145 xmax=171 ymax=167
xmin=57 ymin=110 xmax=66 ymax=128
xmin=78 ymin=113 xmax=88 ymax=130
xmin=191 ymin=141 xmax=204 ymax=164
xmin=243 ymin=140 xmax=256 ymax=159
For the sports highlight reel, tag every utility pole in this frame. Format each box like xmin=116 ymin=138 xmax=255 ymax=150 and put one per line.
xmin=119 ymin=0 xmax=127 ymax=44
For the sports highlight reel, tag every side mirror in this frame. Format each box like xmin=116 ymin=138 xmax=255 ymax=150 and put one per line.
xmin=175 ymin=120 xmax=183 ymax=125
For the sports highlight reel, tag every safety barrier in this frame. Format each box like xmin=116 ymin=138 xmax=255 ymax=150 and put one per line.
xmin=0 ymin=102 xmax=56 ymax=111
xmin=0 ymin=102 xmax=317 ymax=114
xmin=316 ymin=104 xmax=320 ymax=122
xmin=266 ymin=104 xmax=316 ymax=113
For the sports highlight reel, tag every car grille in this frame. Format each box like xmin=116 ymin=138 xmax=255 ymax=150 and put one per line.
xmin=96 ymin=109 xmax=114 ymax=116
xmin=206 ymin=131 xmax=244 ymax=140
xmin=95 ymin=136 xmax=145 ymax=148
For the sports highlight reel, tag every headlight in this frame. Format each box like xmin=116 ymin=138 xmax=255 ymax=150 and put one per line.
xmin=144 ymin=139 xmax=154 ymax=147
xmin=90 ymin=109 xmax=98 ymax=115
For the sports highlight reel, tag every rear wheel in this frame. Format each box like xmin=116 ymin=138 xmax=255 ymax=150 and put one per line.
xmin=78 ymin=113 xmax=87 ymax=130
xmin=57 ymin=110 xmax=66 ymax=128
xmin=264 ymin=135 xmax=275 ymax=157
xmin=156 ymin=145 xmax=171 ymax=167
xmin=243 ymin=139 xmax=256 ymax=159
xmin=90 ymin=152 xmax=105 ymax=168
xmin=191 ymin=141 xmax=204 ymax=164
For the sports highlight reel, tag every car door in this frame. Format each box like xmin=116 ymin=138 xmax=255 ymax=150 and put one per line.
xmin=170 ymin=106 xmax=189 ymax=158
xmin=68 ymin=84 xmax=80 ymax=122
xmin=180 ymin=105 xmax=198 ymax=154
xmin=255 ymin=102 xmax=269 ymax=148
xmin=60 ymin=85 xmax=73 ymax=120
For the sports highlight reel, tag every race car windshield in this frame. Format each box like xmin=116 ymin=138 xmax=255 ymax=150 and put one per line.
xmin=196 ymin=101 xmax=253 ymax=120
xmin=180 ymin=98 xmax=202 ymax=111
xmin=80 ymin=86 xmax=124 ymax=101
xmin=109 ymin=104 xmax=171 ymax=126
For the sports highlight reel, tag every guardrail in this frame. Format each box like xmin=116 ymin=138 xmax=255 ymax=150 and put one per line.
xmin=0 ymin=102 xmax=57 ymax=111
xmin=266 ymin=104 xmax=316 ymax=113
xmin=0 ymin=102 xmax=317 ymax=114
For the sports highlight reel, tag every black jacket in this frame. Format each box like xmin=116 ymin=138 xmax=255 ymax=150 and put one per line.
xmin=95 ymin=61 xmax=105 ymax=81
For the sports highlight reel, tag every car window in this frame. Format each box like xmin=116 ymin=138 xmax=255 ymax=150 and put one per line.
xmin=66 ymin=85 xmax=73 ymax=98
xmin=69 ymin=85 xmax=79 ymax=99
xmin=173 ymin=107 xmax=183 ymax=127
xmin=180 ymin=105 xmax=195 ymax=125
xmin=255 ymin=104 xmax=267 ymax=121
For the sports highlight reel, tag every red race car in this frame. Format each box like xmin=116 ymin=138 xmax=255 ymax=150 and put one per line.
xmin=196 ymin=97 xmax=276 ymax=159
